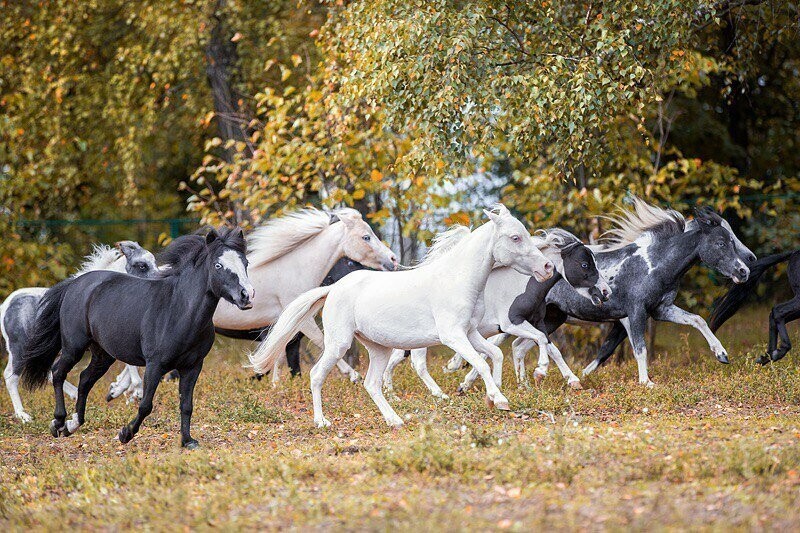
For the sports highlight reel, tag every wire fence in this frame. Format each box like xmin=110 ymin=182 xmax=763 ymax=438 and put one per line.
xmin=15 ymin=218 xmax=200 ymax=250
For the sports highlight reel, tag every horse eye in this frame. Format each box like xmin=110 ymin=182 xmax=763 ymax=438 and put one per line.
xmin=215 ymin=263 xmax=222 ymax=269
xmin=581 ymin=262 xmax=588 ymax=269
xmin=138 ymin=264 xmax=147 ymax=271
xmin=717 ymin=241 xmax=724 ymax=247
xmin=362 ymin=235 xmax=371 ymax=242
xmin=347 ymin=260 xmax=354 ymax=266
xmin=511 ymin=235 xmax=521 ymax=243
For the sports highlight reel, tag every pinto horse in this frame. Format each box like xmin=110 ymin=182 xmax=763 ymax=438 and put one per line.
xmin=511 ymin=200 xmax=751 ymax=386
xmin=19 ymin=228 xmax=253 ymax=448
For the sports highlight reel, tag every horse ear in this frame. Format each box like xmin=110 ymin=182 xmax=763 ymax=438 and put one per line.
xmin=694 ymin=206 xmax=719 ymax=227
xmin=484 ymin=209 xmax=501 ymax=225
xmin=115 ymin=241 xmax=140 ymax=259
xmin=206 ymin=229 xmax=219 ymax=244
xmin=339 ymin=212 xmax=359 ymax=228
xmin=235 ymin=227 xmax=244 ymax=240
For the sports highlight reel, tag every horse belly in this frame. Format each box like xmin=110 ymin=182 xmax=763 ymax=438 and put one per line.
xmin=352 ymin=295 xmax=439 ymax=350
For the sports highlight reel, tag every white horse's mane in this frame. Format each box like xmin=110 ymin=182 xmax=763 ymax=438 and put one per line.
xmin=73 ymin=245 xmax=122 ymax=277
xmin=534 ymin=228 xmax=582 ymax=251
xmin=247 ymin=207 xmax=361 ymax=267
xmin=598 ymin=196 xmax=685 ymax=251
xmin=413 ymin=225 xmax=472 ymax=267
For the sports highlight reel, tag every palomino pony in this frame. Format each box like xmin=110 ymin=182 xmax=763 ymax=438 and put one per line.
xmin=382 ymin=228 xmax=611 ymax=397
xmin=109 ymin=208 xmax=396 ymax=391
xmin=20 ymin=228 xmax=253 ymax=448
xmin=510 ymin=200 xmax=751 ymax=386
xmin=710 ymin=249 xmax=800 ymax=364
xmin=250 ymin=205 xmax=554 ymax=427
xmin=1 ymin=242 xmax=159 ymax=422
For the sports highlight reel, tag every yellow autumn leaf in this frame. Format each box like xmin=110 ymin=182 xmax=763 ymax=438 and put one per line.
xmin=352 ymin=189 xmax=366 ymax=200
xmin=370 ymin=169 xmax=383 ymax=182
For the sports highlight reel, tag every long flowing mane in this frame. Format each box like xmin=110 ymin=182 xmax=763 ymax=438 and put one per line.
xmin=413 ymin=225 xmax=472 ymax=267
xmin=598 ymin=196 xmax=685 ymax=251
xmin=247 ymin=208 xmax=359 ymax=267
xmin=73 ymin=245 xmax=122 ymax=277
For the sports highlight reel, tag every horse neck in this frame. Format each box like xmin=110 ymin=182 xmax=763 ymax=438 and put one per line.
xmin=437 ymin=223 xmax=496 ymax=288
xmin=652 ymin=230 xmax=702 ymax=280
xmin=254 ymin=222 xmax=347 ymax=286
xmin=172 ymin=261 xmax=218 ymax=326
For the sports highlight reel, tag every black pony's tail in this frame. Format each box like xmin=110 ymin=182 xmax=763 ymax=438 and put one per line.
xmin=19 ymin=278 xmax=72 ymax=390
xmin=710 ymin=250 xmax=799 ymax=332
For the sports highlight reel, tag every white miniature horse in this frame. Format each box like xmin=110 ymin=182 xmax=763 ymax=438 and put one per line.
xmin=250 ymin=205 xmax=554 ymax=427
xmin=1 ymin=242 xmax=158 ymax=421
xmin=382 ymin=229 xmax=612 ymax=398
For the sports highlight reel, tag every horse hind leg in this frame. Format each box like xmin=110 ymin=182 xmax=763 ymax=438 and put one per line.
xmin=770 ymin=300 xmax=800 ymax=363
xmin=65 ymin=345 xmax=115 ymax=435
xmin=4 ymin=357 xmax=31 ymax=423
xmin=49 ymin=344 xmax=87 ymax=438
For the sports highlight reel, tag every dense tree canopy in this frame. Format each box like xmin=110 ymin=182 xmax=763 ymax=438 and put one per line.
xmin=1 ymin=0 xmax=798 ymax=302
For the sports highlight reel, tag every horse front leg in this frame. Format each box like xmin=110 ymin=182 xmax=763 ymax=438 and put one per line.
xmin=442 ymin=329 xmax=509 ymax=410
xmin=177 ymin=362 xmax=204 ymax=449
xmin=119 ymin=363 xmax=164 ymax=444
xmin=4 ymin=357 xmax=31 ymax=422
xmin=652 ymin=304 xmax=729 ymax=364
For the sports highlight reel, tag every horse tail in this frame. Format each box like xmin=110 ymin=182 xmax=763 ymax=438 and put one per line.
xmin=19 ymin=279 xmax=72 ymax=390
xmin=710 ymin=250 xmax=799 ymax=332
xmin=247 ymin=286 xmax=332 ymax=375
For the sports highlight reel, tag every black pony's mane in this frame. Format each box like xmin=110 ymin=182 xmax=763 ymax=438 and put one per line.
xmin=157 ymin=227 xmax=246 ymax=274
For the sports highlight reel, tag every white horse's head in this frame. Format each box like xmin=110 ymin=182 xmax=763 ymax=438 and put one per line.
xmin=338 ymin=209 xmax=398 ymax=271
xmin=484 ymin=205 xmax=553 ymax=282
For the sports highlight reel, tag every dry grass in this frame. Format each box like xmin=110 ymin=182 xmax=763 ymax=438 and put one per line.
xmin=2 ymin=307 xmax=800 ymax=530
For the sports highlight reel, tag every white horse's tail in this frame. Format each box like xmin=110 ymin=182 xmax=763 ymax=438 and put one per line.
xmin=248 ymin=286 xmax=332 ymax=374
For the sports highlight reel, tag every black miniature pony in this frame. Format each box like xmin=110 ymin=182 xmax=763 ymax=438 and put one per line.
xmin=710 ymin=250 xmax=800 ymax=364
xmin=19 ymin=227 xmax=253 ymax=449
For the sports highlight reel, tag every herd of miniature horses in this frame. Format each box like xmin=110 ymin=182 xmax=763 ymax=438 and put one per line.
xmin=1 ymin=198 xmax=797 ymax=448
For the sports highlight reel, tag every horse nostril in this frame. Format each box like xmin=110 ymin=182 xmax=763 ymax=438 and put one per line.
xmin=545 ymin=262 xmax=554 ymax=273
xmin=748 ymin=254 xmax=756 ymax=263
xmin=240 ymin=288 xmax=249 ymax=301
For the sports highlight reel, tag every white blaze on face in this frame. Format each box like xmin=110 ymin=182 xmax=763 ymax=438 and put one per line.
xmin=218 ymin=249 xmax=255 ymax=298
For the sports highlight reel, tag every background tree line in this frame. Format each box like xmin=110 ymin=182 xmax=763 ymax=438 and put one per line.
xmin=1 ymin=0 xmax=798 ymax=308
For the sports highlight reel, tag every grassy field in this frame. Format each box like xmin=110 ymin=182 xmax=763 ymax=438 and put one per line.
xmin=2 ymin=307 xmax=800 ymax=530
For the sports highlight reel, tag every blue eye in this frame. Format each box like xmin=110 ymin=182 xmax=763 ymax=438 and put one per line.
xmin=362 ymin=235 xmax=371 ymax=242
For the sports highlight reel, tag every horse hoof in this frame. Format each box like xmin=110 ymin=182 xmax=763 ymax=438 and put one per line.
xmin=118 ymin=426 xmax=134 ymax=444
xmin=349 ymin=373 xmax=362 ymax=384
xmin=16 ymin=412 xmax=32 ymax=423
xmin=756 ymin=354 xmax=771 ymax=365
xmin=494 ymin=400 xmax=510 ymax=411
xmin=771 ymin=351 xmax=788 ymax=363
xmin=716 ymin=353 xmax=730 ymax=364
xmin=49 ymin=419 xmax=62 ymax=438
xmin=182 ymin=439 xmax=200 ymax=450
xmin=485 ymin=395 xmax=494 ymax=409
xmin=533 ymin=372 xmax=545 ymax=385
xmin=315 ymin=418 xmax=331 ymax=428
xmin=456 ymin=385 xmax=466 ymax=395
xmin=105 ymin=393 xmax=115 ymax=402
xmin=568 ymin=381 xmax=583 ymax=390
